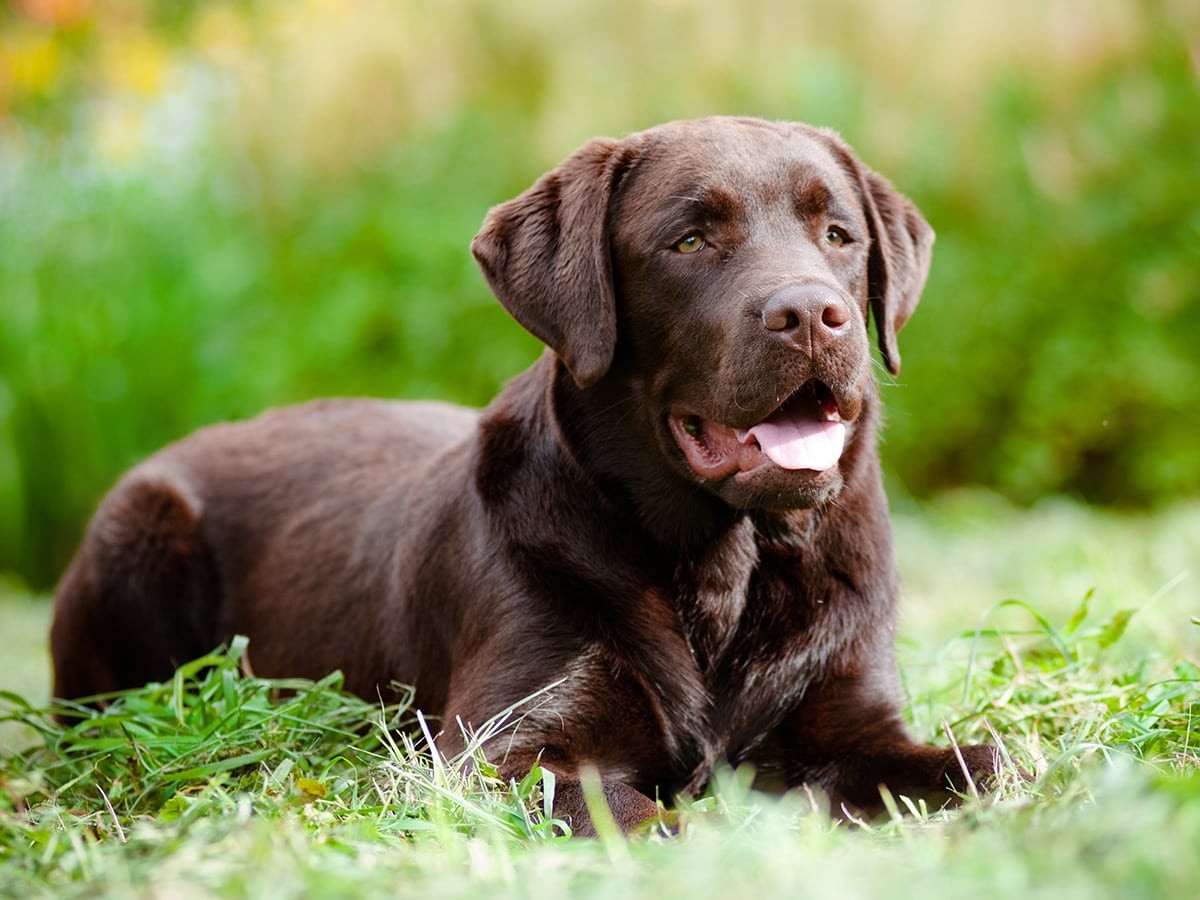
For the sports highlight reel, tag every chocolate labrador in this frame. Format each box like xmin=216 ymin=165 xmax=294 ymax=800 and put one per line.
xmin=51 ymin=116 xmax=999 ymax=833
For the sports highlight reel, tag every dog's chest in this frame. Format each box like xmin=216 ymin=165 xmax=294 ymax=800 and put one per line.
xmin=522 ymin=513 xmax=844 ymax=793
xmin=673 ymin=517 xmax=758 ymax=673
xmin=658 ymin=515 xmax=846 ymax=786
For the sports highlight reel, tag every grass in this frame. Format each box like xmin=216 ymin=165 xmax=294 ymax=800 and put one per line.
xmin=1 ymin=498 xmax=1197 ymax=898
xmin=4 ymin=2 xmax=1199 ymax=589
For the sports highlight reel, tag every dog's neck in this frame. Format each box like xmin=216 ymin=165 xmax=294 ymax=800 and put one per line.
xmin=542 ymin=355 xmax=812 ymax=553
xmin=542 ymin=356 xmax=741 ymax=550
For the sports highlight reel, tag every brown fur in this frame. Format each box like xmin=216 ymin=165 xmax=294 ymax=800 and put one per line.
xmin=51 ymin=117 xmax=998 ymax=835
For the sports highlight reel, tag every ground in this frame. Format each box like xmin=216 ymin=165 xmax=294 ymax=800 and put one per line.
xmin=1 ymin=494 xmax=1197 ymax=897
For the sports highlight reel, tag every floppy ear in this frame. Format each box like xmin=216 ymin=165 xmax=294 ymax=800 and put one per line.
xmin=471 ymin=138 xmax=633 ymax=388
xmin=858 ymin=169 xmax=934 ymax=376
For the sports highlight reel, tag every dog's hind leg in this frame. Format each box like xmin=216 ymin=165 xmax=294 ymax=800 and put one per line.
xmin=50 ymin=474 xmax=221 ymax=703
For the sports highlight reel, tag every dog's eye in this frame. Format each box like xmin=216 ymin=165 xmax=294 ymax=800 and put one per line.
xmin=675 ymin=233 xmax=706 ymax=254
xmin=825 ymin=226 xmax=849 ymax=247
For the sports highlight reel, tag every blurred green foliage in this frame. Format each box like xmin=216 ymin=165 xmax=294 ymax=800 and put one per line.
xmin=0 ymin=0 xmax=1197 ymax=588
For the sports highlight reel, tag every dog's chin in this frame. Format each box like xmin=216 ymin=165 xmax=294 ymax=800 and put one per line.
xmin=719 ymin=464 xmax=845 ymax=511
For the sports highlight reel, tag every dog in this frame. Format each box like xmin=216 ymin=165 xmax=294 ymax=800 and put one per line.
xmin=51 ymin=116 xmax=999 ymax=834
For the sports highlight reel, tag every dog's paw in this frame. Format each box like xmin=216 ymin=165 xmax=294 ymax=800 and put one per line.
xmin=941 ymin=742 xmax=1003 ymax=794
xmin=628 ymin=805 xmax=684 ymax=838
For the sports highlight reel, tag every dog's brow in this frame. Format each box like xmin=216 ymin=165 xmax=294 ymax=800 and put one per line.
xmin=666 ymin=187 xmax=743 ymax=218
xmin=794 ymin=178 xmax=835 ymax=218
xmin=696 ymin=186 xmax=743 ymax=219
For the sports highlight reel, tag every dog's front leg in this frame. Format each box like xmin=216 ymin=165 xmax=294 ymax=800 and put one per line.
xmin=780 ymin=665 xmax=1000 ymax=816
xmin=498 ymin=754 xmax=668 ymax=837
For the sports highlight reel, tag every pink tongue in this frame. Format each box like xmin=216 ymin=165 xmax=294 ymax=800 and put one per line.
xmin=736 ymin=417 xmax=846 ymax=471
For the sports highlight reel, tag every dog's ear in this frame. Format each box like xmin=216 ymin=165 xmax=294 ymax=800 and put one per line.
xmin=859 ymin=168 xmax=934 ymax=375
xmin=471 ymin=138 xmax=633 ymax=388
xmin=816 ymin=129 xmax=934 ymax=376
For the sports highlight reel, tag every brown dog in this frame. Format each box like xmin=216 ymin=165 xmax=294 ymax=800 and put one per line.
xmin=51 ymin=117 xmax=998 ymax=833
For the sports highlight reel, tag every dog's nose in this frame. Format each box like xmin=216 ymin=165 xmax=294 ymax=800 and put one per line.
xmin=761 ymin=283 xmax=851 ymax=351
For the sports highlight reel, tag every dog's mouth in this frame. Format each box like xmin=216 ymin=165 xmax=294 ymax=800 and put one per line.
xmin=668 ymin=380 xmax=847 ymax=480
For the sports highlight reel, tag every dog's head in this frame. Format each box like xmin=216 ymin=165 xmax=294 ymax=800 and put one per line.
xmin=472 ymin=117 xmax=932 ymax=511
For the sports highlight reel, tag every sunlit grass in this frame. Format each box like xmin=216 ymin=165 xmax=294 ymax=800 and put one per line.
xmin=3 ymin=1 xmax=1198 ymax=587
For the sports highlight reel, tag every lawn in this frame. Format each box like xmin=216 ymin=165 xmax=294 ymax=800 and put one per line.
xmin=2 ymin=496 xmax=1196 ymax=898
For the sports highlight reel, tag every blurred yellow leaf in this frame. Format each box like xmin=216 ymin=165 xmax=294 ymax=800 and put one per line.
xmin=101 ymin=33 xmax=169 ymax=97
xmin=3 ymin=32 xmax=63 ymax=97
xmin=296 ymin=778 xmax=328 ymax=800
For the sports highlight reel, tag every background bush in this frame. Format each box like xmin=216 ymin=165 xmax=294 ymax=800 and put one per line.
xmin=0 ymin=0 xmax=1197 ymax=588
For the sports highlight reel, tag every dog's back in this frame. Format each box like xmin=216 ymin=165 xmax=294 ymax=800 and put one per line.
xmin=50 ymin=398 xmax=478 ymax=703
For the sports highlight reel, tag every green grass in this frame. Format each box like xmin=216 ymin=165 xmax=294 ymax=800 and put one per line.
xmin=3 ymin=1 xmax=1199 ymax=590
xmin=1 ymin=500 xmax=1197 ymax=897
